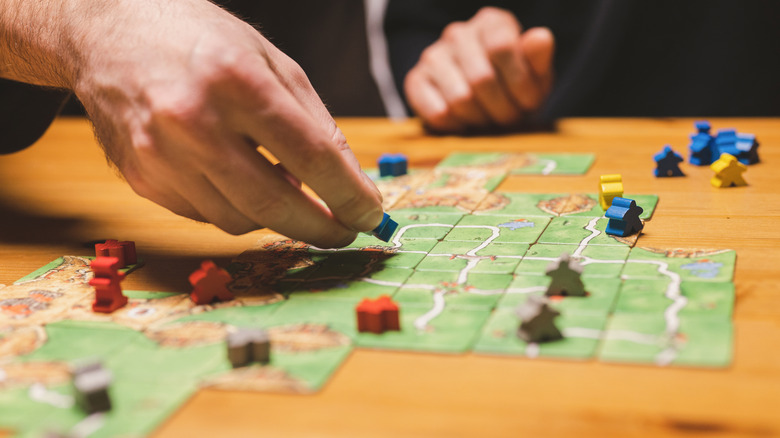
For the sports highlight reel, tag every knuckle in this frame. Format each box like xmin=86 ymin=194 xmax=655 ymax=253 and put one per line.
xmin=441 ymin=21 xmax=468 ymax=42
xmin=475 ymin=6 xmax=514 ymax=24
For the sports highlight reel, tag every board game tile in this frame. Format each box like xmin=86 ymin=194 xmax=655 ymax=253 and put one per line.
xmin=390 ymin=188 xmax=489 ymax=214
xmin=37 ymin=380 xmax=197 ymax=438
xmin=416 ymin=241 xmax=528 ymax=273
xmin=171 ymin=300 xmax=285 ymax=328
xmin=287 ymin=267 xmax=411 ymax=304
xmin=444 ymin=215 xmax=551 ymax=244
xmin=255 ymin=343 xmax=353 ymax=393
xmin=0 ymin=386 xmax=61 ymax=434
xmin=598 ymin=313 xmax=732 ymax=367
xmin=105 ymin=331 xmax=230 ymax=384
xmin=500 ymin=277 xmax=621 ymax=315
xmin=472 ymin=193 xmax=658 ymax=220
xmin=434 ymin=152 xmax=512 ymax=169
xmin=19 ymin=320 xmax=144 ymax=363
xmin=394 ymin=270 xmax=511 ymax=310
xmin=374 ymin=211 xmax=463 ymax=240
xmin=356 ymin=305 xmax=492 ymax=353
xmin=537 ymin=216 xmax=637 ymax=247
xmin=268 ymin=298 xmax=359 ymax=339
xmin=508 ymin=153 xmax=595 ymax=175
xmin=621 ymin=247 xmax=736 ymax=282
xmin=423 ymin=168 xmax=507 ymax=192
xmin=583 ymin=194 xmax=659 ymax=220
xmin=12 ymin=256 xmax=145 ymax=285
xmin=514 ymin=244 xmax=630 ymax=278
xmin=613 ymin=279 xmax=734 ymax=318
xmin=338 ymin=237 xmax=438 ymax=269
xmin=473 ymin=307 xmax=607 ymax=359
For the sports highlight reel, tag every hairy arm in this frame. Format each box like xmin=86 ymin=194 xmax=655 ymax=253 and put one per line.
xmin=0 ymin=0 xmax=384 ymax=247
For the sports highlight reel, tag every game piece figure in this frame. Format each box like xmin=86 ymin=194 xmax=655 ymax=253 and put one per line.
xmin=94 ymin=239 xmax=137 ymax=268
xmin=189 ymin=260 xmax=235 ymax=305
xmin=715 ymin=129 xmax=760 ymax=165
xmin=598 ymin=174 xmax=623 ymax=210
xmin=516 ymin=296 xmax=563 ymax=343
xmin=545 ymin=253 xmax=586 ymax=297
xmin=89 ymin=257 xmax=128 ymax=313
xmin=72 ymin=360 xmax=112 ymax=413
xmin=226 ymin=328 xmax=271 ymax=368
xmin=654 ymin=145 xmax=685 ymax=177
xmin=605 ymin=197 xmax=644 ymax=237
xmin=370 ymin=212 xmax=399 ymax=242
xmin=378 ymin=153 xmax=408 ymax=177
xmin=710 ymin=153 xmax=748 ymax=188
xmin=688 ymin=120 xmax=717 ymax=165
xmin=356 ymin=295 xmax=400 ymax=334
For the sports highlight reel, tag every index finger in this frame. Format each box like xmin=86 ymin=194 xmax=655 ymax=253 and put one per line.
xmin=229 ymin=55 xmax=384 ymax=233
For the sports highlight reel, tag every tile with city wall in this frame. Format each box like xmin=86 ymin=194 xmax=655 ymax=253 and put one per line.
xmin=473 ymin=307 xmax=608 ymax=360
xmin=415 ymin=241 xmax=528 ymax=274
xmin=368 ymin=169 xmax=435 ymax=209
xmin=500 ymin=276 xmax=621 ymax=315
xmin=509 ymin=153 xmax=595 ymax=175
xmin=356 ymin=305 xmax=492 ymax=354
xmin=391 ymin=187 xmax=489 ymax=214
xmin=621 ymin=247 xmax=736 ymax=282
xmin=537 ymin=216 xmax=638 ymax=247
xmin=443 ymin=214 xmax=551 ymax=244
xmin=286 ymin=267 xmax=411 ymax=304
xmin=395 ymin=270 xmax=512 ymax=310
xmin=613 ymin=279 xmax=734 ymax=318
xmin=514 ymin=244 xmax=629 ymax=278
xmin=422 ymin=167 xmax=507 ymax=192
xmin=581 ymin=194 xmax=659 ymax=220
xmin=171 ymin=300 xmax=285 ymax=328
xmin=598 ymin=313 xmax=732 ymax=367
xmin=472 ymin=193 xmax=657 ymax=220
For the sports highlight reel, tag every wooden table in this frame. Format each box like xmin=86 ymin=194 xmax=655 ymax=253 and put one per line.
xmin=1 ymin=117 xmax=778 ymax=437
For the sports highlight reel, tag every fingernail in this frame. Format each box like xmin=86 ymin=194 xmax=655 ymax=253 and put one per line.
xmin=352 ymin=206 xmax=385 ymax=232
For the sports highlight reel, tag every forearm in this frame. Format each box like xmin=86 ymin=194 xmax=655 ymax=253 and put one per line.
xmin=0 ymin=0 xmax=79 ymax=87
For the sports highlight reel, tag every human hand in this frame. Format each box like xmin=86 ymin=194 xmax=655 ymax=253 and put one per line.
xmin=403 ymin=7 xmax=555 ymax=133
xmin=69 ymin=0 xmax=383 ymax=247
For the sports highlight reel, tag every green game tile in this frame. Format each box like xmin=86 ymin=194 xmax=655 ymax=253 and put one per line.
xmin=473 ymin=193 xmax=658 ymax=219
xmin=339 ymin=237 xmax=438 ymax=269
xmin=473 ymin=193 xmax=559 ymax=217
xmin=584 ymin=194 xmax=659 ymax=220
xmin=435 ymin=152 xmax=511 ymax=168
xmin=172 ymin=301 xmax=285 ymax=327
xmin=416 ymin=241 xmax=528 ymax=273
xmin=378 ymin=211 xmax=464 ymax=239
xmin=106 ymin=335 xmax=229 ymax=385
xmin=0 ymin=386 xmax=63 ymax=434
xmin=13 ymin=256 xmax=145 ymax=284
xmin=268 ymin=298 xmax=359 ymax=339
xmin=514 ymin=244 xmax=629 ymax=278
xmin=356 ymin=306 xmax=492 ymax=354
xmin=538 ymin=216 xmax=635 ymax=247
xmin=473 ymin=307 xmax=608 ymax=359
xmin=264 ymin=344 xmax=353 ymax=392
xmin=395 ymin=270 xmax=511 ymax=310
xmin=598 ymin=313 xmax=732 ymax=367
xmin=286 ymin=267 xmax=410 ymax=303
xmin=509 ymin=153 xmax=595 ymax=175
xmin=621 ymin=247 xmax=736 ymax=282
xmin=20 ymin=321 xmax=144 ymax=363
xmin=420 ymin=169 xmax=507 ymax=192
xmin=500 ymin=277 xmax=621 ymax=315
xmin=613 ymin=279 xmax=734 ymax=318
xmin=444 ymin=215 xmax=551 ymax=244
xmin=36 ymin=381 xmax=197 ymax=438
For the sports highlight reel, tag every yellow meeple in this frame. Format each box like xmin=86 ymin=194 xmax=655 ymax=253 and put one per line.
xmin=599 ymin=174 xmax=623 ymax=210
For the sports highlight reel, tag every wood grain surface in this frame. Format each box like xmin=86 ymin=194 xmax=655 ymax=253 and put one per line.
xmin=1 ymin=117 xmax=778 ymax=438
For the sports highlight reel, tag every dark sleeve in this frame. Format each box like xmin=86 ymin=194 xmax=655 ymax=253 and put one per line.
xmin=0 ymin=78 xmax=71 ymax=154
